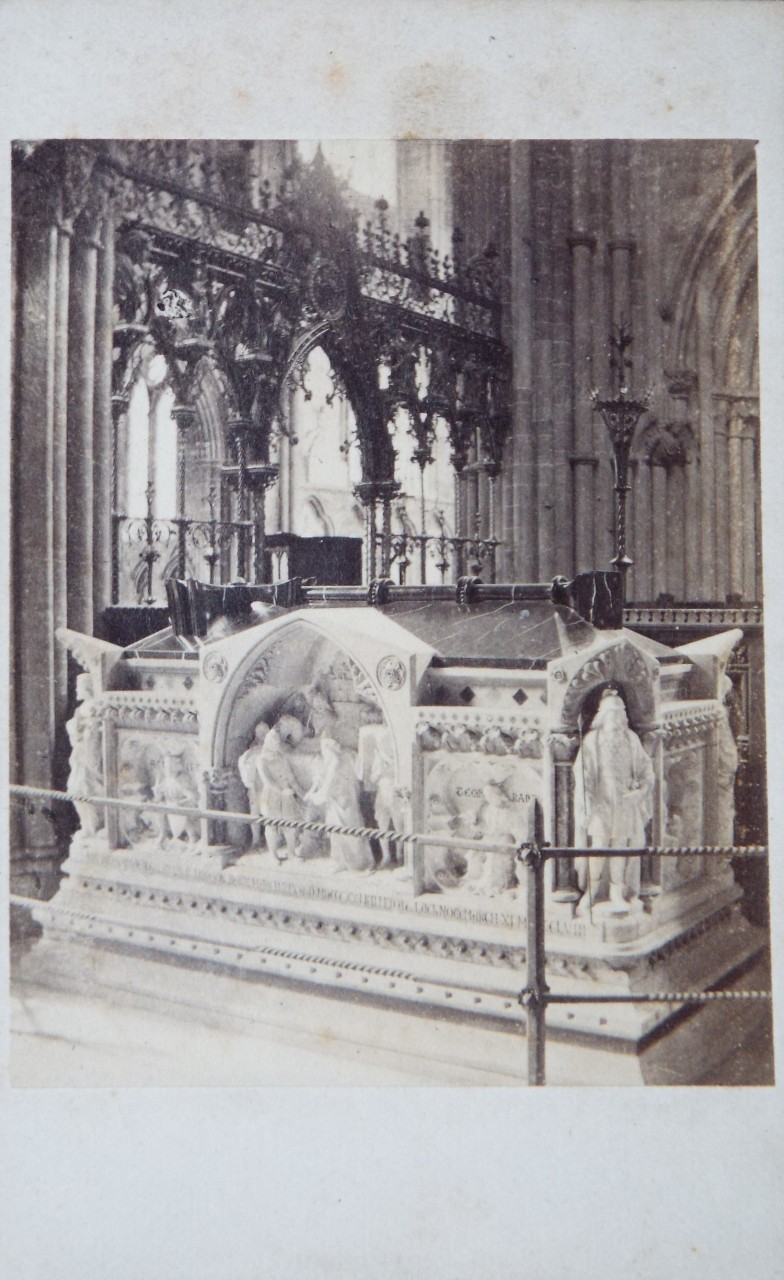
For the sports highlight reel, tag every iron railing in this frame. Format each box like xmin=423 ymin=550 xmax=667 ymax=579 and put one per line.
xmin=112 ymin=509 xmax=504 ymax=603
xmin=514 ymin=839 xmax=770 ymax=1085
xmin=376 ymin=530 xmax=502 ymax=585
xmin=10 ymin=783 xmax=770 ymax=1086
xmin=112 ymin=506 xmax=270 ymax=605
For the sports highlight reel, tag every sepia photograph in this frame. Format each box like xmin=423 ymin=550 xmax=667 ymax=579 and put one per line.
xmin=9 ymin=136 xmax=773 ymax=1088
xmin=3 ymin=3 xmax=784 ymax=1279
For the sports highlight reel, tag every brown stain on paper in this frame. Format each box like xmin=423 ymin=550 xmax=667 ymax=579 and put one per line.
xmin=392 ymin=58 xmax=486 ymax=138
xmin=326 ymin=60 xmax=347 ymax=94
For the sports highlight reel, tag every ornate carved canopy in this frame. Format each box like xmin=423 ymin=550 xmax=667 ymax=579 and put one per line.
xmin=87 ymin=141 xmax=511 ymax=487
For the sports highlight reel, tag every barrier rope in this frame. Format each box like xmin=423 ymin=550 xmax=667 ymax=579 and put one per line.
xmin=9 ymin=782 xmax=413 ymax=849
xmin=543 ymin=990 xmax=772 ymax=1004
xmin=9 ymin=784 xmax=769 ymax=860
xmin=545 ymin=844 xmax=769 ymax=859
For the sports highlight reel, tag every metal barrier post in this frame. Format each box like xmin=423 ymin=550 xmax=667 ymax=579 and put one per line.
xmin=517 ymin=839 xmax=549 ymax=1086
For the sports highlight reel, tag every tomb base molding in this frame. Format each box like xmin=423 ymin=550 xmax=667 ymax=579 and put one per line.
xmin=26 ymin=841 xmax=769 ymax=1082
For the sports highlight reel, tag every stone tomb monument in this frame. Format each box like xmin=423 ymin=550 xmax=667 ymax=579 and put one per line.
xmin=40 ymin=575 xmax=765 ymax=1083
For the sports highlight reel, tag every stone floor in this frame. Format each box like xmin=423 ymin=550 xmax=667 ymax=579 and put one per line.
xmin=9 ymin=930 xmax=775 ymax=1088
xmin=10 ymin=934 xmax=528 ymax=1087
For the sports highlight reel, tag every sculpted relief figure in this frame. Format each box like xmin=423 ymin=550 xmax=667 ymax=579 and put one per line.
xmin=305 ymin=736 xmax=374 ymax=873
xmin=573 ymin=688 xmax=655 ymax=917
xmin=422 ymin=792 xmax=467 ymax=891
xmin=421 ymin=755 xmax=539 ymax=897
xmin=472 ymin=779 xmax=523 ymax=897
xmin=151 ymin=746 xmax=201 ymax=849
xmin=358 ymin=726 xmax=402 ymax=869
xmin=716 ymin=673 xmax=740 ymax=848
xmin=237 ymin=721 xmax=271 ymax=849
xmin=256 ymin=715 xmax=308 ymax=863
xmin=66 ymin=673 xmax=104 ymax=842
xmin=235 ymin=648 xmax=391 ymax=872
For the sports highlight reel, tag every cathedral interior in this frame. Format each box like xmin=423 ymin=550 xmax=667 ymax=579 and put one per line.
xmin=9 ymin=138 xmax=769 ymax=1084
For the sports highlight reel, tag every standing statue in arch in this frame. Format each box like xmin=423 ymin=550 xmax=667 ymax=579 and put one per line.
xmin=716 ymin=672 xmax=740 ymax=849
xmin=573 ymin=688 xmax=655 ymax=917
xmin=66 ymin=673 xmax=104 ymax=844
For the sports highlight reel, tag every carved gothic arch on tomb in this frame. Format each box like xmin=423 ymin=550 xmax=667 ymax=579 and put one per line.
xmin=553 ymin=640 xmax=660 ymax=736
xmin=203 ymin=612 xmax=418 ymax=780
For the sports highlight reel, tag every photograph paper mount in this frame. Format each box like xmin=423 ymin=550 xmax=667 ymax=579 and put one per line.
xmin=2 ymin=6 xmax=784 ymax=1280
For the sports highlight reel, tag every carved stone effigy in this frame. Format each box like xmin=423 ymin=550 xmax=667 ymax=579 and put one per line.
xmin=573 ymin=689 xmax=656 ymax=917
xmin=66 ymin=673 xmax=105 ymax=844
xmin=40 ymin=596 xmax=763 ymax=1082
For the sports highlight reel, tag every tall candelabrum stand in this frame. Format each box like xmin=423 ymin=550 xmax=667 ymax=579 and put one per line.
xmin=590 ymin=324 xmax=650 ymax=601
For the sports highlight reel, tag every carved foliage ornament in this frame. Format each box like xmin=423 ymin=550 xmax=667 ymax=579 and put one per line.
xmin=102 ymin=697 xmax=199 ymax=733
xmin=416 ymin=720 xmax=543 ymax=758
xmin=236 ymin=647 xmax=279 ymax=702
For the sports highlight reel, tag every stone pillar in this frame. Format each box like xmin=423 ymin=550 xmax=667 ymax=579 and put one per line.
xmin=609 ymin=143 xmax=634 ymax=330
xmin=453 ymin=469 xmax=468 ymax=577
xmin=633 ymin=455 xmax=652 ymax=600
xmin=548 ymin=731 xmax=581 ymax=905
xmin=569 ymin=233 xmax=598 ymax=571
xmin=738 ymin=410 xmax=760 ymax=600
xmin=173 ymin=404 xmax=197 ymax=578
xmin=742 ymin=421 xmax=758 ymax=600
xmin=247 ymin=466 xmax=278 ymax=584
xmin=683 ymin=447 xmax=699 ymax=601
xmin=508 ymin=142 xmax=537 ymax=580
xmin=695 ymin=286 xmax=717 ymax=597
xmin=713 ymin=400 xmax=730 ymax=599
xmin=626 ymin=458 xmax=639 ymax=601
xmin=726 ymin=411 xmax=742 ymax=596
xmin=12 ymin=144 xmax=99 ymax=890
xmin=356 ymin=484 xmax=378 ymax=582
xmin=666 ymin=465 xmax=686 ymax=600
xmin=608 ymin=239 xmax=635 ymax=332
xmin=531 ymin=144 xmax=556 ymax=578
xmin=666 ymin=373 xmax=699 ymax=600
xmin=92 ymin=207 xmax=115 ymax=623
xmin=724 ymin=406 xmax=760 ymax=600
xmin=550 ymin=144 xmax=574 ymax=575
xmin=639 ymin=725 xmax=665 ymax=899
xmin=464 ymin=436 xmax=479 ymax=550
xmin=499 ymin=440 xmax=514 ymax=578
xmin=591 ymin=146 xmax=613 ymax=565
xmin=11 ymin=182 xmax=64 ymax=886
xmin=53 ymin=218 xmax=72 ymax=720
xmin=110 ymin=393 xmax=129 ymax=604
xmin=66 ymin=208 xmax=100 ymax=635
xmin=651 ymin=463 xmax=667 ymax=597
